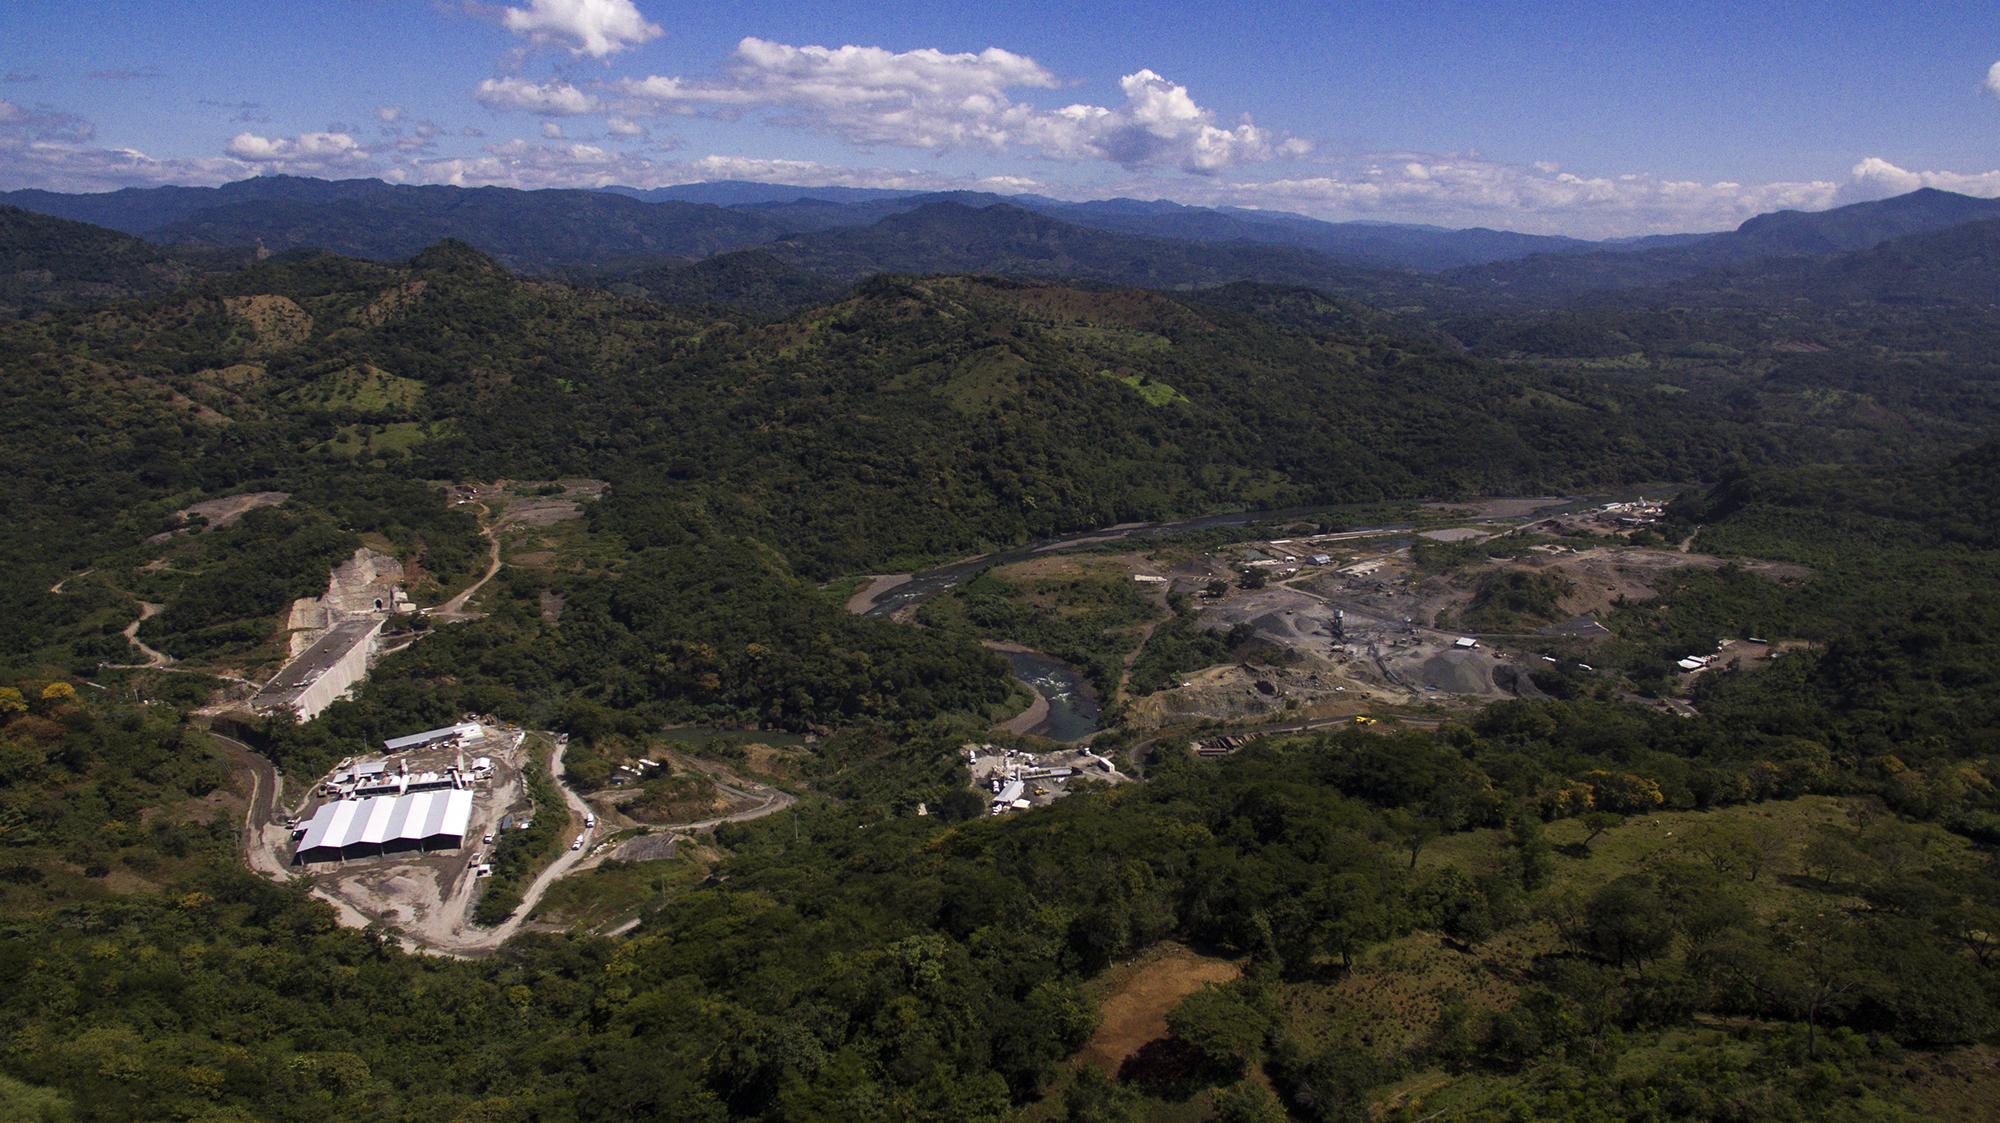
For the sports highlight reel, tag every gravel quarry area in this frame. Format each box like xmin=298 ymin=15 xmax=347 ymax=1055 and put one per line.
xmin=1199 ymin=586 xmax=1338 ymax=657
xmin=1406 ymin=648 xmax=1502 ymax=695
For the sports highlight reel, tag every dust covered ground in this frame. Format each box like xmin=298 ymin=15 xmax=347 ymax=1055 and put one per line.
xmin=1116 ymin=518 xmax=1809 ymax=729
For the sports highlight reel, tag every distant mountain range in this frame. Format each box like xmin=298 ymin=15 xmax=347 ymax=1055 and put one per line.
xmin=1663 ymin=215 xmax=2000 ymax=308
xmin=5 ymin=176 xmax=2000 ymax=319
xmin=0 ymin=174 xmax=1623 ymax=275
xmin=1449 ymin=188 xmax=2000 ymax=301
xmin=0 ymin=177 xmax=788 ymax=272
xmin=601 ymin=180 xmax=931 ymax=206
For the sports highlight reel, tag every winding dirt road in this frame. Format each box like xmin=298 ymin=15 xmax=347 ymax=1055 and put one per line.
xmin=223 ymin=728 xmax=603 ymax=957
xmin=115 ymin=601 xmax=171 ymax=668
xmin=665 ymin=777 xmax=797 ymax=833
xmin=427 ymin=511 xmax=502 ymax=621
xmin=397 ymin=735 xmax=595 ymax=954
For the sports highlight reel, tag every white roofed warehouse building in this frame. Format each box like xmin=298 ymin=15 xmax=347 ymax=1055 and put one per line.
xmin=292 ymin=789 xmax=474 ymax=864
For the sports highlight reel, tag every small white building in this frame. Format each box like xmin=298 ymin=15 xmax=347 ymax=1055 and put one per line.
xmin=1454 ymin=637 xmax=1480 ymax=649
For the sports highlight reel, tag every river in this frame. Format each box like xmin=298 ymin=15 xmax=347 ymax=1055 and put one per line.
xmin=999 ymin=648 xmax=1101 ymax=742
xmin=855 ymin=504 xmax=1397 ymax=620
xmin=851 ymin=504 xmax=1402 ymax=742
xmin=850 ymin=496 xmax=1592 ymax=743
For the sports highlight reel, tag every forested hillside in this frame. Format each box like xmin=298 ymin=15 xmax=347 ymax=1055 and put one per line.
xmin=0 ymin=206 xmax=248 ymax=315
xmin=7 ymin=445 xmax=2000 ymax=1120
xmin=2 ymin=195 xmax=1999 ymax=1121
xmin=3 ymin=232 xmax=1884 ymax=631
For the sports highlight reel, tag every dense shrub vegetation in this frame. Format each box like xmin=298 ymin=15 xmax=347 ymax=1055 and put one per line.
xmin=2 ymin=205 xmax=1999 ymax=1118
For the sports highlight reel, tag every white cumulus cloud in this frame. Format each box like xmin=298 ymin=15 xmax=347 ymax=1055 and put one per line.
xmin=1152 ymin=154 xmax=1849 ymax=236
xmin=475 ymin=76 xmax=600 ymax=116
xmin=391 ymin=145 xmax=1024 ymax=194
xmin=411 ymin=138 xmax=637 ymax=189
xmin=1984 ymin=60 xmax=2000 ymax=97
xmin=1025 ymin=69 xmax=1287 ymax=174
xmin=225 ymin=130 xmax=363 ymax=161
xmin=615 ymin=37 xmax=1294 ymax=173
xmin=221 ymin=130 xmax=377 ymax=177
xmin=1841 ymin=155 xmax=2000 ymax=202
xmin=617 ymin=37 xmax=1057 ymax=149
xmin=673 ymin=154 xmax=944 ymax=190
xmin=500 ymin=0 xmax=662 ymax=58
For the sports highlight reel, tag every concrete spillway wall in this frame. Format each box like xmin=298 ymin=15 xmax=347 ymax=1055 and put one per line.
xmin=290 ymin=621 xmax=379 ymax=720
xmin=252 ymin=617 xmax=383 ymax=722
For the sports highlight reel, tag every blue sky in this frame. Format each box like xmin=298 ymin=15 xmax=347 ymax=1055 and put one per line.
xmin=2 ymin=0 xmax=1998 ymax=235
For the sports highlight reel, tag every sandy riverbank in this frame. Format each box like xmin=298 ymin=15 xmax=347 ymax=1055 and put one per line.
xmin=844 ymin=574 xmax=911 ymax=614
xmin=984 ymin=640 xmax=1053 ymax=735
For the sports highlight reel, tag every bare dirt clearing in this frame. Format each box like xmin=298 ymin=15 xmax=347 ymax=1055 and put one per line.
xmin=1078 ymin=943 xmax=1241 ymax=1074
xmin=1417 ymin=526 xmax=1491 ymax=542
xmin=613 ymin=834 xmax=681 ymax=862
xmin=1516 ymin=545 xmax=1811 ymax=620
xmin=496 ymin=479 xmax=606 ymax=528
xmin=589 ymin=750 xmax=798 ymax=834
xmin=178 ymin=491 xmax=289 ymax=531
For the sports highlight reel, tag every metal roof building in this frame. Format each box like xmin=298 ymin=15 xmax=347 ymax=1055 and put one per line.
xmin=293 ymin=789 xmax=474 ymax=864
xmin=383 ymin=722 xmax=484 ymax=753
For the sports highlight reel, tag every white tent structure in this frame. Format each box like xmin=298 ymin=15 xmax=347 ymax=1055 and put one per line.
xmin=293 ymin=789 xmax=474 ymax=863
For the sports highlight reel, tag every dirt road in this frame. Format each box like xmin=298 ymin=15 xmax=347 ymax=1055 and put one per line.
xmin=113 ymin=601 xmax=171 ymax=668
xmin=428 ymin=510 xmax=501 ymax=620
xmin=403 ymin=734 xmax=594 ymax=954
xmin=225 ymin=727 xmax=603 ymax=957
xmin=661 ymin=756 xmax=799 ymax=832
xmin=48 ymin=568 xmax=92 ymax=595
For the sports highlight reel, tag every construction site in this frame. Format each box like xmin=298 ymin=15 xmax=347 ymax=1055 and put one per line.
xmin=247 ymin=720 xmax=567 ymax=948
xmin=1113 ymin=498 xmax=1809 ymax=730
xmin=964 ymin=742 xmax=1131 ymax=813
xmin=248 ymin=546 xmax=413 ymax=721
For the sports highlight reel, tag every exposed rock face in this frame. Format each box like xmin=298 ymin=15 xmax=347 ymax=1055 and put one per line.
xmin=284 ymin=547 xmax=408 ymax=656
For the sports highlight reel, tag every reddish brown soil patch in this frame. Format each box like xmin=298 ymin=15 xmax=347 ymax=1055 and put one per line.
xmin=1078 ymin=943 xmax=1240 ymax=1074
